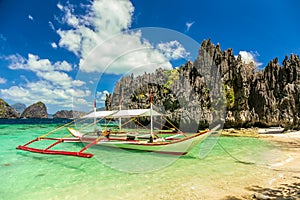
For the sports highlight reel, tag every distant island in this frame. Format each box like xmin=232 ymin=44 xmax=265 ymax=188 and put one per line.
xmin=0 ymin=99 xmax=85 ymax=119
xmin=11 ymin=103 xmax=26 ymax=115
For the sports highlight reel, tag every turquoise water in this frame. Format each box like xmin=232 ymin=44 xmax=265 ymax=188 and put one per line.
xmin=0 ymin=123 xmax=285 ymax=199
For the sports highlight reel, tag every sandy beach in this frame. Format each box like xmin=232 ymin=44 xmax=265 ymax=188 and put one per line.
xmin=219 ymin=130 xmax=300 ymax=200
xmin=132 ymin=130 xmax=300 ymax=200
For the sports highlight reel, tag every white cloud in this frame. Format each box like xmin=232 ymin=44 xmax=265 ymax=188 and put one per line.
xmin=56 ymin=0 xmax=135 ymax=57
xmin=7 ymin=54 xmax=53 ymax=72
xmin=96 ymin=90 xmax=109 ymax=102
xmin=185 ymin=21 xmax=195 ymax=32
xmin=78 ymin=31 xmax=172 ymax=75
xmin=156 ymin=40 xmax=190 ymax=60
xmin=0 ymin=77 xmax=7 ymax=84
xmin=1 ymin=54 xmax=90 ymax=111
xmin=48 ymin=21 xmax=55 ymax=31
xmin=238 ymin=51 xmax=263 ymax=68
xmin=57 ymin=3 xmax=63 ymax=11
xmin=56 ymin=0 xmax=173 ymax=75
xmin=54 ymin=60 xmax=72 ymax=71
xmin=36 ymin=71 xmax=72 ymax=87
xmin=57 ymin=29 xmax=82 ymax=56
xmin=72 ymin=80 xmax=86 ymax=87
xmin=27 ymin=54 xmax=55 ymax=71
xmin=57 ymin=2 xmax=81 ymax=27
xmin=28 ymin=15 xmax=34 ymax=21
xmin=0 ymin=81 xmax=91 ymax=110
xmin=51 ymin=42 xmax=57 ymax=49
xmin=6 ymin=54 xmax=72 ymax=72
xmin=5 ymin=54 xmax=26 ymax=70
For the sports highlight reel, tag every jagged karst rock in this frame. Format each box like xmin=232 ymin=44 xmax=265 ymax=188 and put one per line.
xmin=0 ymin=98 xmax=19 ymax=118
xmin=105 ymin=94 xmax=112 ymax=111
xmin=106 ymin=39 xmax=300 ymax=129
xmin=250 ymin=55 xmax=300 ymax=128
xmin=11 ymin=103 xmax=26 ymax=115
xmin=53 ymin=110 xmax=86 ymax=118
xmin=20 ymin=101 xmax=48 ymax=118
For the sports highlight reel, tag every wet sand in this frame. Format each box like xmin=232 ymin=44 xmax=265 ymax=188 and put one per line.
xmin=220 ymin=131 xmax=300 ymax=200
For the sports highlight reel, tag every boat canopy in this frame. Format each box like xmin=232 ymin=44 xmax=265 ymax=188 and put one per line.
xmin=81 ymin=110 xmax=118 ymax=118
xmin=82 ymin=109 xmax=163 ymax=119
xmin=112 ymin=109 xmax=162 ymax=118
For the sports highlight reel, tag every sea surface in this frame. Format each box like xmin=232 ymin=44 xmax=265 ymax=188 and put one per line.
xmin=0 ymin=119 xmax=287 ymax=199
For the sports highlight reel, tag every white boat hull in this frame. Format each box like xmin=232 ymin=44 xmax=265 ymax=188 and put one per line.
xmin=98 ymin=132 xmax=209 ymax=155
xmin=68 ymin=128 xmax=210 ymax=155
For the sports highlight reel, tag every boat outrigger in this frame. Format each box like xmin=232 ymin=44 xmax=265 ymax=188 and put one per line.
xmin=17 ymin=100 xmax=211 ymax=158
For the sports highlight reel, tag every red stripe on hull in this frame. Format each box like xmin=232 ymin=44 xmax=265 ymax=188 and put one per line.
xmin=89 ymin=144 xmax=187 ymax=156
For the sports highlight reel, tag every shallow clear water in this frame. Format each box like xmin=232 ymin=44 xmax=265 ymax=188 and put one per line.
xmin=0 ymin=123 xmax=286 ymax=200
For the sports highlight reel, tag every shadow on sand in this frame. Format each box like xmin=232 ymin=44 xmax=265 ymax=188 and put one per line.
xmin=222 ymin=177 xmax=300 ymax=200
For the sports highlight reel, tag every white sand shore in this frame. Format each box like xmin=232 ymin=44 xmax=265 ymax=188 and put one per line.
xmin=261 ymin=130 xmax=300 ymax=138
xmin=148 ymin=130 xmax=300 ymax=200
xmin=211 ymin=129 xmax=300 ymax=199
xmin=241 ymin=131 xmax=300 ymax=200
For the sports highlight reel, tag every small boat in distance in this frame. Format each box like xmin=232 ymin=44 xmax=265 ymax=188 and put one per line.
xmin=258 ymin=127 xmax=284 ymax=134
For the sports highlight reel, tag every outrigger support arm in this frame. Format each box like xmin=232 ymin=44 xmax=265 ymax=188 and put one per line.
xmin=16 ymin=137 xmax=94 ymax=158
xmin=79 ymin=140 xmax=97 ymax=153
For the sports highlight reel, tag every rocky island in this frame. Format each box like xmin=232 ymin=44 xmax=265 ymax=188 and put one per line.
xmin=20 ymin=101 xmax=48 ymax=118
xmin=0 ymin=98 xmax=19 ymax=118
xmin=0 ymin=99 xmax=86 ymax=119
xmin=53 ymin=110 xmax=86 ymax=119
xmin=106 ymin=39 xmax=300 ymax=129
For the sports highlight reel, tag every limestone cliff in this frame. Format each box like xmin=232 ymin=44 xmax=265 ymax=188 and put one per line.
xmin=250 ymin=55 xmax=300 ymax=128
xmin=20 ymin=101 xmax=48 ymax=118
xmin=106 ymin=39 xmax=300 ymax=129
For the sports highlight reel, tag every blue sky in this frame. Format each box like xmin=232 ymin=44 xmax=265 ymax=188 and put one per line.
xmin=0 ymin=0 xmax=299 ymax=113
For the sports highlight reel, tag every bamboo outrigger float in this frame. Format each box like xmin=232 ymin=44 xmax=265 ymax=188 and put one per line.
xmin=17 ymin=98 xmax=211 ymax=158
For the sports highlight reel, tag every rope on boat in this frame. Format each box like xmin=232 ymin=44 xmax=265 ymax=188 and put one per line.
xmin=39 ymin=117 xmax=100 ymax=139
xmin=103 ymin=117 xmax=115 ymax=130
xmin=38 ymin=119 xmax=79 ymax=138
xmin=153 ymin=119 xmax=173 ymax=130
xmin=147 ymin=105 xmax=176 ymax=131
xmin=163 ymin=117 xmax=187 ymax=137
xmin=132 ymin=118 xmax=149 ymax=130
xmin=39 ymin=116 xmax=100 ymax=139
xmin=119 ymin=116 xmax=139 ymax=127
xmin=77 ymin=118 xmax=101 ymax=132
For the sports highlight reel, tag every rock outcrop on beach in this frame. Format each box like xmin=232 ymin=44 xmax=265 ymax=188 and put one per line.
xmin=20 ymin=101 xmax=48 ymax=118
xmin=106 ymin=39 xmax=300 ymax=129
xmin=11 ymin=103 xmax=26 ymax=115
xmin=53 ymin=110 xmax=86 ymax=119
xmin=0 ymin=98 xmax=19 ymax=118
